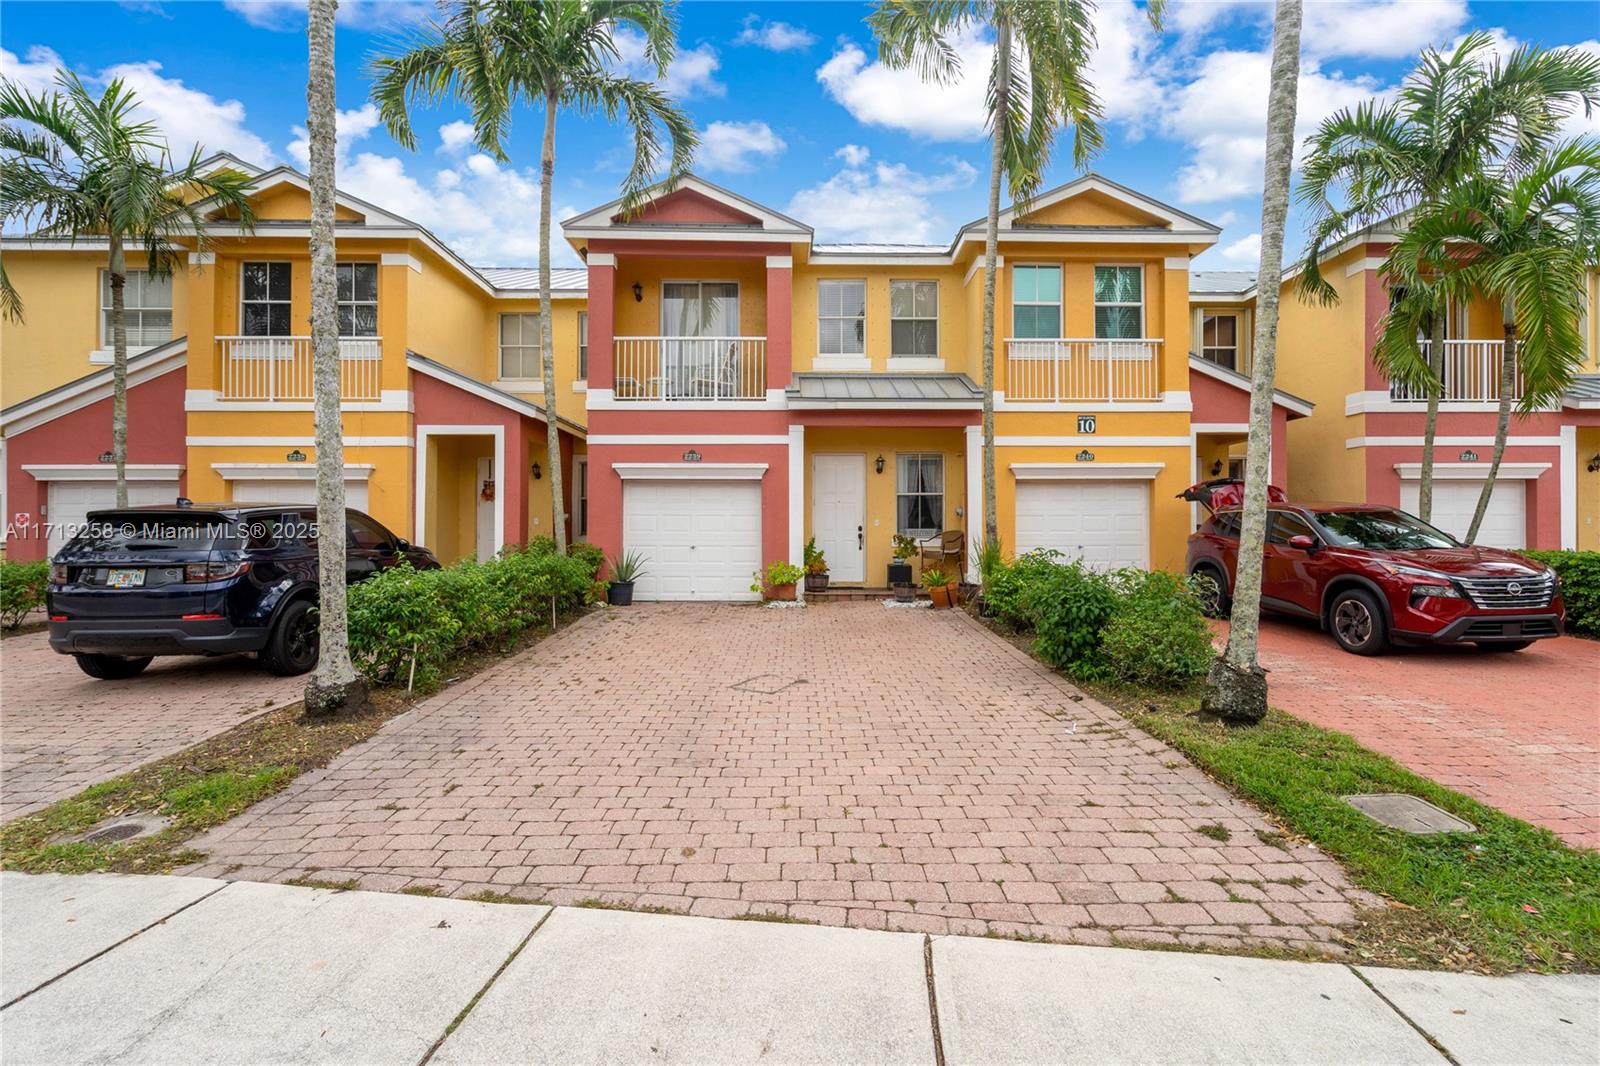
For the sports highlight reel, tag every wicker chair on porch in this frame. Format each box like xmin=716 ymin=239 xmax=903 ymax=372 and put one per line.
xmin=919 ymin=530 xmax=964 ymax=573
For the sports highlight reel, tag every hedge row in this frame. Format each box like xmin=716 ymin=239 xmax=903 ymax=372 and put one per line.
xmin=346 ymin=539 xmax=603 ymax=690
xmin=0 ymin=559 xmax=50 ymax=630
xmin=986 ymin=551 xmax=1215 ymax=687
xmin=1523 ymin=550 xmax=1600 ymax=636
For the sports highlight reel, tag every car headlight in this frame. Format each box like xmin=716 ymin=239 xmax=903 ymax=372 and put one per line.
xmin=1410 ymin=584 xmax=1462 ymax=599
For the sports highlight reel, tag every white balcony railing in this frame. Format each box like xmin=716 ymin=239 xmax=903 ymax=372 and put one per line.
xmin=613 ymin=336 xmax=767 ymax=400
xmin=217 ymin=336 xmax=383 ymax=401
xmin=1387 ymin=340 xmax=1520 ymax=403
xmin=1004 ymin=338 xmax=1162 ymax=402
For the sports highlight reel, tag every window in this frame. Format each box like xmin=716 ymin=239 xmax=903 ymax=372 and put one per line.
xmin=1212 ymin=511 xmax=1241 ymax=539
xmin=577 ymin=311 xmax=589 ymax=379
xmin=101 ymin=270 xmax=173 ymax=347
xmin=896 ymin=453 xmax=944 ymax=539
xmin=346 ymin=512 xmax=393 ymax=551
xmin=574 ymin=457 xmax=588 ymax=538
xmin=499 ymin=313 xmax=541 ymax=379
xmin=1011 ymin=265 xmax=1061 ymax=338
xmin=1094 ymin=266 xmax=1143 ymax=339
xmin=241 ymin=262 xmax=292 ymax=337
xmin=818 ymin=279 xmax=866 ymax=355
xmin=336 ymin=263 xmax=378 ymax=337
xmin=1201 ymin=313 xmax=1239 ymax=369
xmin=1265 ymin=510 xmax=1316 ymax=545
xmin=890 ymin=280 xmax=938 ymax=357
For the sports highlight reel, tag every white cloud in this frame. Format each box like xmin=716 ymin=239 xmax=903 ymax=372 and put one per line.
xmin=734 ymin=15 xmax=816 ymax=52
xmin=0 ymin=46 xmax=278 ymax=166
xmin=1168 ymin=0 xmax=1468 ymax=61
xmin=816 ymin=27 xmax=991 ymax=141
xmin=286 ymin=102 xmax=382 ymax=170
xmin=1218 ymin=231 xmax=1262 ymax=265
xmin=786 ymin=154 xmax=977 ymax=243
xmin=1087 ymin=0 xmax=1169 ymax=131
xmin=696 ymin=120 xmax=786 ymax=173
xmin=836 ymin=144 xmax=871 ymax=167
xmin=221 ymin=0 xmax=429 ymax=32
xmin=437 ymin=120 xmax=477 ymax=154
xmin=613 ymin=28 xmax=725 ymax=99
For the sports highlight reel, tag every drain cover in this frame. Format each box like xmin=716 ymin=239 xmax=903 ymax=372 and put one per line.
xmin=1344 ymin=794 xmax=1476 ymax=835
xmin=74 ymin=814 xmax=173 ymax=846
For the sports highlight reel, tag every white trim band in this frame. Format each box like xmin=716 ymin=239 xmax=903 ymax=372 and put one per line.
xmin=611 ymin=462 xmax=769 ymax=481
xmin=1010 ymin=462 xmax=1166 ymax=480
xmin=1393 ymin=462 xmax=1551 ymax=480
xmin=21 ymin=464 xmax=184 ymax=482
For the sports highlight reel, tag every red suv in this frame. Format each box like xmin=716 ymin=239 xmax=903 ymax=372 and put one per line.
xmin=1185 ymin=494 xmax=1565 ymax=655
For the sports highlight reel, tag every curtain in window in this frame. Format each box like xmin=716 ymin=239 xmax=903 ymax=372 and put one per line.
xmin=896 ymin=454 xmax=944 ymax=537
xmin=1093 ymin=266 xmax=1142 ymax=339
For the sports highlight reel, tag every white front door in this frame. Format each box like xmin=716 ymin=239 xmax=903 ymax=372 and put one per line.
xmin=46 ymin=479 xmax=180 ymax=556
xmin=1014 ymin=479 xmax=1150 ymax=570
xmin=230 ymin=478 xmax=370 ymax=511
xmin=1401 ymin=478 xmax=1526 ymax=549
xmin=623 ymin=479 xmax=762 ymax=600
xmin=812 ymin=454 xmax=866 ymax=583
xmin=476 ymin=457 xmax=495 ymax=561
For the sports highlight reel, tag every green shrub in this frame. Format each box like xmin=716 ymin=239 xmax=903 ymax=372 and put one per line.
xmin=1026 ymin=561 xmax=1121 ymax=681
xmin=346 ymin=563 xmax=462 ymax=688
xmin=1523 ymin=550 xmax=1600 ymax=636
xmin=567 ymin=541 xmax=605 ymax=579
xmin=0 ymin=559 xmax=50 ymax=630
xmin=1100 ymin=570 xmax=1216 ymax=687
xmin=983 ymin=550 xmax=1061 ymax=630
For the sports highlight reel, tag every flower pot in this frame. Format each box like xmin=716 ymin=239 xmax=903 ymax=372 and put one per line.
xmin=607 ymin=581 xmax=635 ymax=606
xmin=767 ymin=582 xmax=797 ymax=602
xmin=928 ymin=584 xmax=953 ymax=609
xmin=887 ymin=561 xmax=913 ymax=586
xmin=893 ymin=583 xmax=916 ymax=603
xmin=947 ymin=582 xmax=965 ymax=607
xmin=805 ymin=572 xmax=830 ymax=593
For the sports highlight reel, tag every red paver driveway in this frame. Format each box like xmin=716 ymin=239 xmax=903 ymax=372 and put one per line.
xmin=0 ymin=633 xmax=300 ymax=820
xmin=1238 ymin=618 xmax=1600 ymax=849
xmin=185 ymin=603 xmax=1377 ymax=953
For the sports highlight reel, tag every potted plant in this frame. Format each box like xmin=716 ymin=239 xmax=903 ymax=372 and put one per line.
xmin=889 ymin=533 xmax=917 ymax=587
xmin=803 ymin=537 xmax=829 ymax=593
xmin=606 ymin=551 xmax=646 ymax=606
xmin=752 ymin=560 xmax=804 ymax=602
xmin=893 ymin=583 xmax=917 ymax=604
xmin=922 ymin=566 xmax=956 ymax=609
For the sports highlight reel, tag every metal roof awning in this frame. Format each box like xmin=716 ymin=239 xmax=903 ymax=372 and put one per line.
xmin=786 ymin=372 xmax=984 ymax=409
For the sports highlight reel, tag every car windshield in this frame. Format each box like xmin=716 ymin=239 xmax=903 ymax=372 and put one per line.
xmin=1313 ymin=509 xmax=1458 ymax=550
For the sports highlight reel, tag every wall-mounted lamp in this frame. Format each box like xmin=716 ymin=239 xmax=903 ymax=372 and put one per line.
xmin=1589 ymin=453 xmax=1600 ymax=473
xmin=531 ymin=461 xmax=543 ymax=480
xmin=1210 ymin=459 xmax=1224 ymax=477
xmin=874 ymin=454 xmax=886 ymax=475
xmin=632 ymin=281 xmax=644 ymax=303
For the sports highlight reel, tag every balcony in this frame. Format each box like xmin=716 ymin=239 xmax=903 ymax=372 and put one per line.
xmin=1387 ymin=340 xmax=1520 ymax=403
xmin=1004 ymin=338 xmax=1162 ymax=402
xmin=217 ymin=336 xmax=383 ymax=402
xmin=612 ymin=336 xmax=767 ymax=401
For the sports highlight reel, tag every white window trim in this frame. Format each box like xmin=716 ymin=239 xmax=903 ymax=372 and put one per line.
xmin=896 ymin=452 xmax=945 ymax=539
xmin=577 ymin=310 xmax=589 ymax=382
xmin=336 ymin=261 xmax=380 ymax=339
xmin=1198 ymin=309 xmax=1241 ymax=368
xmin=816 ymin=278 xmax=867 ymax=358
xmin=498 ymin=311 xmax=543 ymax=380
xmin=1093 ymin=263 xmax=1145 ymax=340
xmin=99 ymin=268 xmax=173 ymax=352
xmin=1011 ymin=263 xmax=1063 ymax=340
xmin=889 ymin=279 xmax=939 ymax=359
xmin=573 ymin=454 xmax=589 ymax=540
xmin=240 ymin=261 xmax=292 ymax=338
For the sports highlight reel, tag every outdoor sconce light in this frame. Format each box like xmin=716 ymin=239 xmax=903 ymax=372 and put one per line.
xmin=632 ymin=281 xmax=644 ymax=303
xmin=531 ymin=461 xmax=543 ymax=480
xmin=1211 ymin=459 xmax=1224 ymax=477
xmin=875 ymin=454 xmax=886 ymax=475
xmin=1589 ymin=453 xmax=1600 ymax=473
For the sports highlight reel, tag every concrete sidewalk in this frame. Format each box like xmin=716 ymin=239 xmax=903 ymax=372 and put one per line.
xmin=1 ymin=872 xmax=1594 ymax=1065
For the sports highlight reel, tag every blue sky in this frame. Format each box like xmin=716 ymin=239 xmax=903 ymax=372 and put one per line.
xmin=4 ymin=0 xmax=1597 ymax=269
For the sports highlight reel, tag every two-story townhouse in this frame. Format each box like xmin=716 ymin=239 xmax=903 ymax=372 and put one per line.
xmin=567 ymin=173 xmax=1312 ymax=599
xmin=1208 ymin=237 xmax=1600 ymax=551
xmin=1 ymin=154 xmax=588 ymax=563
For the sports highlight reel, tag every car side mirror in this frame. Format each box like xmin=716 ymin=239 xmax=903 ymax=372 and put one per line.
xmin=394 ymin=538 xmax=410 ymax=551
xmin=1287 ymin=534 xmax=1317 ymax=552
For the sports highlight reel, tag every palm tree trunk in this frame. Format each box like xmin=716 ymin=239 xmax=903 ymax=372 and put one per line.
xmin=978 ymin=14 xmax=1009 ymax=548
xmin=1465 ymin=307 xmax=1516 ymax=544
xmin=107 ymin=234 xmax=129 ymax=508
xmin=304 ymin=0 xmax=365 ymax=716
xmin=1202 ymin=0 xmax=1301 ymax=724
xmin=1417 ymin=312 xmax=1445 ymax=522
xmin=539 ymin=90 xmax=567 ymax=553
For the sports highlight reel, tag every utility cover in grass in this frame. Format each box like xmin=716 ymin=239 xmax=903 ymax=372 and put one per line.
xmin=1344 ymin=793 xmax=1476 ymax=835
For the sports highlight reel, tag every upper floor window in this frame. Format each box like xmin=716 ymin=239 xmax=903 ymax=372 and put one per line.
xmin=1012 ymin=265 xmax=1061 ymax=338
xmin=896 ymin=453 xmax=944 ymax=539
xmin=1094 ymin=266 xmax=1142 ymax=339
xmin=241 ymin=262 xmax=291 ymax=337
xmin=1201 ymin=313 xmax=1238 ymax=370
xmin=500 ymin=312 xmax=541 ymax=379
xmin=818 ymin=279 xmax=866 ymax=356
xmin=101 ymin=269 xmax=172 ymax=347
xmin=578 ymin=311 xmax=589 ymax=379
xmin=890 ymin=280 xmax=938 ymax=357
xmin=336 ymin=263 xmax=378 ymax=337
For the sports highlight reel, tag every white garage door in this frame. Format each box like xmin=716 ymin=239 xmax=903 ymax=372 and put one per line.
xmin=47 ymin=479 xmax=180 ymax=556
xmin=624 ymin=480 xmax=762 ymax=601
xmin=1401 ymin=479 xmax=1525 ymax=549
xmin=230 ymin=478 xmax=369 ymax=511
xmin=1015 ymin=480 xmax=1150 ymax=570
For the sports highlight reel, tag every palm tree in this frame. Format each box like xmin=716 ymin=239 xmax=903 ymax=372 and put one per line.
xmin=1200 ymin=0 xmax=1302 ymax=724
xmin=1297 ymin=34 xmax=1600 ymax=521
xmin=370 ymin=0 xmax=696 ymax=552
xmin=0 ymin=73 xmax=255 ymax=505
xmin=1384 ymin=139 xmax=1600 ymax=544
xmin=867 ymin=0 xmax=1159 ymax=563
xmin=303 ymin=0 xmax=367 ymax=717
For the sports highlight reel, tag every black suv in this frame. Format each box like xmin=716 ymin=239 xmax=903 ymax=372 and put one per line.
xmin=47 ymin=503 xmax=439 ymax=680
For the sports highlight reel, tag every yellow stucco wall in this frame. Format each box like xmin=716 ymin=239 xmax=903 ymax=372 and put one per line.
xmin=790 ymin=266 xmax=965 ymax=373
xmin=612 ymin=256 xmax=769 ymax=339
xmin=1579 ymin=426 xmax=1600 ymax=552
xmin=1019 ymin=188 xmax=1170 ymax=228
xmin=183 ymin=441 xmax=413 ymax=540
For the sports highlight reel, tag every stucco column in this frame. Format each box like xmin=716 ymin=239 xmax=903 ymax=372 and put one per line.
xmin=187 ymin=252 xmax=218 ymax=393
xmin=507 ymin=420 xmax=529 ymax=548
xmin=1162 ymin=256 xmax=1191 ymax=397
xmin=788 ymin=424 xmax=804 ymax=593
xmin=766 ymin=256 xmax=793 ymax=392
xmin=587 ymin=253 xmax=616 ymax=392
xmin=964 ymin=423 xmax=982 ymax=582
xmin=378 ymin=254 xmax=414 ymax=392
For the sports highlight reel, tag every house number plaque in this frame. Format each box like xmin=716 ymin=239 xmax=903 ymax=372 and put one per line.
xmin=1077 ymin=415 xmax=1097 ymax=434
xmin=1459 ymin=449 xmax=1478 ymax=462
xmin=682 ymin=449 xmax=702 ymax=462
xmin=286 ymin=449 xmax=308 ymax=463
xmin=1076 ymin=450 xmax=1095 ymax=462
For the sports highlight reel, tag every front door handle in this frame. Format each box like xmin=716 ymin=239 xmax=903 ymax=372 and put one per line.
xmin=857 ymin=526 xmax=864 ymax=549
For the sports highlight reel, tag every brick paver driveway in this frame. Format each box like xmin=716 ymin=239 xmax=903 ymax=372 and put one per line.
xmin=186 ymin=603 xmax=1377 ymax=952
xmin=0 ymin=633 xmax=300 ymax=820
xmin=1243 ymin=618 xmax=1600 ymax=850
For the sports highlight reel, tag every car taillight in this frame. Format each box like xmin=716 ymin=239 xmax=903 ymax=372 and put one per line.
xmin=184 ymin=561 xmax=252 ymax=583
xmin=50 ymin=564 xmax=69 ymax=583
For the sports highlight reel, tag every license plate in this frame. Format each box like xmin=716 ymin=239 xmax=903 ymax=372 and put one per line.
xmin=107 ymin=568 xmax=145 ymax=589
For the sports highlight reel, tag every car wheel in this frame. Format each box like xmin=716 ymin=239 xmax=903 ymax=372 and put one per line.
xmin=1191 ymin=564 xmax=1231 ymax=618
xmin=260 ymin=600 xmax=319 ymax=676
xmin=1476 ymin=640 xmax=1533 ymax=653
xmin=74 ymin=654 xmax=154 ymax=680
xmin=1328 ymin=589 xmax=1388 ymax=656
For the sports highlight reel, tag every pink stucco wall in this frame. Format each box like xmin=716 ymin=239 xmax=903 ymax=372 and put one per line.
xmin=624 ymin=188 xmax=762 ymax=226
xmin=1188 ymin=368 xmax=1296 ymax=486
